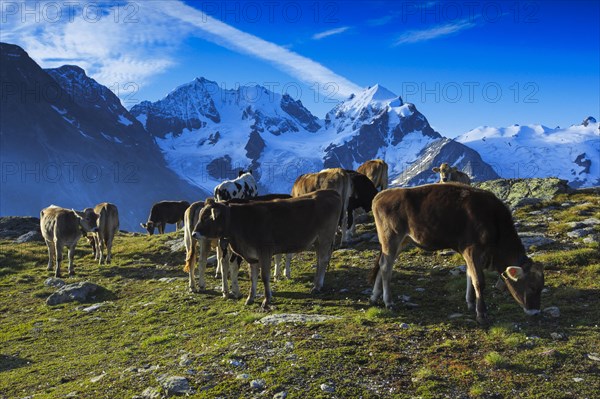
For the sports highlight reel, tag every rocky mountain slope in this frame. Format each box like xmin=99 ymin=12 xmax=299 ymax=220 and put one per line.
xmin=457 ymin=120 xmax=599 ymax=188
xmin=0 ymin=43 xmax=203 ymax=230
xmin=130 ymin=81 xmax=499 ymax=193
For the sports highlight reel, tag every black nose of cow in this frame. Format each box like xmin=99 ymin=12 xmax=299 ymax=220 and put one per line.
xmin=192 ymin=232 xmax=201 ymax=240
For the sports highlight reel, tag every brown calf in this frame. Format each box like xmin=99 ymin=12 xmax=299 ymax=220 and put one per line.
xmin=357 ymin=159 xmax=389 ymax=191
xmin=192 ymin=190 xmax=342 ymax=308
xmin=432 ymin=163 xmax=471 ymax=185
xmin=370 ymin=184 xmax=544 ymax=324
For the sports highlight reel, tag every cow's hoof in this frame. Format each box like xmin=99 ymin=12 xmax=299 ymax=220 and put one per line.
xmin=261 ymin=301 xmax=271 ymax=311
xmin=385 ymin=303 xmax=396 ymax=311
xmin=310 ymin=287 xmax=322 ymax=294
xmin=476 ymin=315 xmax=489 ymax=326
xmin=230 ymin=291 xmax=242 ymax=299
xmin=245 ymin=298 xmax=254 ymax=306
xmin=55 ymin=273 xmax=61 ymax=278
xmin=467 ymin=302 xmax=475 ymax=311
xmin=68 ymin=271 xmax=75 ymax=276
xmin=222 ymin=292 xmax=230 ymax=299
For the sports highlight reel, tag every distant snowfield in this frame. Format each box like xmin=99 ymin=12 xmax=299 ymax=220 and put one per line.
xmin=456 ymin=122 xmax=600 ymax=187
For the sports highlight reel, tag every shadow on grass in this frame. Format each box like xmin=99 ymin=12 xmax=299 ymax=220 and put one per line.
xmin=0 ymin=354 xmax=32 ymax=372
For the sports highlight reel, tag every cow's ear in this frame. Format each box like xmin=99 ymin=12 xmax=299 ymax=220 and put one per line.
xmin=432 ymin=167 xmax=440 ymax=173
xmin=505 ymin=266 xmax=524 ymax=281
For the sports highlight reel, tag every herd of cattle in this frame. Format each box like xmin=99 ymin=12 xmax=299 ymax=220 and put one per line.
xmin=39 ymin=160 xmax=544 ymax=324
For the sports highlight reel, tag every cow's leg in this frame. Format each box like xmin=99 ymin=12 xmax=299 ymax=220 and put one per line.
xmin=97 ymin=233 xmax=105 ymax=265
xmin=260 ymin=254 xmax=272 ymax=308
xmin=245 ymin=262 xmax=259 ymax=305
xmin=197 ymin=238 xmax=209 ymax=291
xmin=371 ymin=236 xmax=405 ymax=308
xmin=229 ymin=255 xmax=241 ymax=299
xmin=463 ymin=247 xmax=487 ymax=324
xmin=284 ymin=253 xmax=292 ymax=279
xmin=312 ymin=240 xmax=333 ymax=293
xmin=159 ymin=223 xmax=165 ymax=234
xmin=106 ymin=233 xmax=114 ymax=264
xmin=217 ymin=242 xmax=230 ymax=298
xmin=466 ymin=275 xmax=475 ymax=311
xmin=67 ymin=243 xmax=76 ymax=276
xmin=54 ymin=242 xmax=63 ymax=278
xmin=45 ymin=240 xmax=55 ymax=271
xmin=273 ymin=254 xmax=282 ymax=281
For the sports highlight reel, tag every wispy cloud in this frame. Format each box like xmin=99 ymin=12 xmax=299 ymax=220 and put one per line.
xmin=159 ymin=2 xmax=362 ymax=98
xmin=393 ymin=19 xmax=477 ymax=46
xmin=367 ymin=14 xmax=396 ymax=27
xmin=312 ymin=26 xmax=351 ymax=40
xmin=2 ymin=1 xmax=362 ymax=100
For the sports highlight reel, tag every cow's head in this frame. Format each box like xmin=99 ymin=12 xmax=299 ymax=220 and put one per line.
xmin=140 ymin=221 xmax=156 ymax=235
xmin=432 ymin=163 xmax=454 ymax=183
xmin=501 ymin=259 xmax=544 ymax=315
xmin=73 ymin=208 xmax=99 ymax=233
xmin=192 ymin=198 xmax=229 ymax=240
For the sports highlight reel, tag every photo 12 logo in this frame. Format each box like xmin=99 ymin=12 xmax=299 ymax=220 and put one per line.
xmin=1 ymin=162 xmax=139 ymax=184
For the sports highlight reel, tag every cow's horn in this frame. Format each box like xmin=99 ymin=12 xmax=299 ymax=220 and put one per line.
xmin=505 ymin=266 xmax=524 ymax=281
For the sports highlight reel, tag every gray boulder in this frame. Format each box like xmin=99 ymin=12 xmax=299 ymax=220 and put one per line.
xmin=46 ymin=281 xmax=105 ymax=306
xmin=15 ymin=230 xmax=43 ymax=243
xmin=475 ymin=178 xmax=571 ymax=208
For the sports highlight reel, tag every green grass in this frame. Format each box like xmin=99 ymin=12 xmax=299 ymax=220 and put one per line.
xmin=1 ymin=190 xmax=599 ymax=398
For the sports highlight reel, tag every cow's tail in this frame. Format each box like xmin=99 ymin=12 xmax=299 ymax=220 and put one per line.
xmin=369 ymin=250 xmax=382 ymax=284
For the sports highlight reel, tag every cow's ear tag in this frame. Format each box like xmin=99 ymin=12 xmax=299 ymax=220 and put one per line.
xmin=505 ymin=266 xmax=523 ymax=281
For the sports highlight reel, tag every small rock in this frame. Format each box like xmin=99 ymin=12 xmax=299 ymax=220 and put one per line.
xmin=250 ymin=379 xmax=266 ymax=390
xmin=450 ymin=265 xmax=466 ymax=276
xmin=361 ymin=288 xmax=373 ymax=295
xmin=311 ymin=333 xmax=323 ymax=339
xmin=583 ymin=236 xmax=597 ymax=244
xmin=400 ymin=295 xmax=411 ymax=302
xmin=44 ymin=277 xmax=65 ymax=288
xmin=404 ymin=302 xmax=419 ymax=308
xmin=320 ymin=383 xmax=335 ymax=392
xmin=399 ymin=323 xmax=410 ymax=329
xmin=15 ymin=230 xmax=43 ymax=243
xmin=550 ymin=332 xmax=566 ymax=341
xmin=65 ymin=392 xmax=79 ymax=398
xmin=339 ymin=288 xmax=349 ymax=293
xmin=414 ymin=287 xmax=425 ymax=292
xmin=543 ymin=306 xmax=560 ymax=318
xmin=236 ymin=373 xmax=250 ymax=379
xmin=539 ymin=349 xmax=560 ymax=357
xmin=573 ymin=377 xmax=584 ymax=383
xmin=587 ymin=353 xmax=600 ymax=362
xmin=139 ymin=387 xmax=161 ymax=399
xmin=448 ymin=313 xmax=463 ymax=319
xmin=228 ymin=359 xmax=244 ymax=368
xmin=273 ymin=391 xmax=288 ymax=399
xmin=566 ymin=227 xmax=595 ymax=238
xmin=439 ymin=250 xmax=455 ymax=256
xmin=158 ymin=277 xmax=179 ymax=283
xmin=179 ymin=353 xmax=193 ymax=367
xmin=519 ymin=232 xmax=555 ymax=249
xmin=81 ymin=302 xmax=107 ymax=313
xmin=160 ymin=376 xmax=194 ymax=396
xmin=258 ymin=313 xmax=341 ymax=325
xmin=285 ymin=341 xmax=294 ymax=350
xmin=90 ymin=373 xmax=105 ymax=383
xmin=46 ymin=281 xmax=106 ymax=306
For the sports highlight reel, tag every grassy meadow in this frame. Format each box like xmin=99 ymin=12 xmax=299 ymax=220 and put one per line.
xmin=1 ymin=191 xmax=599 ymax=398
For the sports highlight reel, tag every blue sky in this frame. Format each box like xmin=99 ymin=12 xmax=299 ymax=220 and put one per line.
xmin=2 ymin=0 xmax=599 ymax=136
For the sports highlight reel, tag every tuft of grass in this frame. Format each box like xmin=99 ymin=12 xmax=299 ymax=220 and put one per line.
xmin=469 ymin=382 xmax=486 ymax=397
xmin=484 ymin=351 xmax=508 ymax=369
xmin=364 ymin=307 xmax=394 ymax=320
xmin=140 ymin=333 xmax=177 ymax=348
xmin=241 ymin=313 xmax=263 ymax=325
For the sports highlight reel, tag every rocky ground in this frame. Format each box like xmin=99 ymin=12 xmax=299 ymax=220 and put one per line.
xmin=0 ymin=179 xmax=598 ymax=399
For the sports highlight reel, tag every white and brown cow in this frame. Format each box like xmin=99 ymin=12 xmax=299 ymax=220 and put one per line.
xmin=141 ymin=200 xmax=190 ymax=235
xmin=40 ymin=205 xmax=99 ymax=278
xmin=192 ymin=190 xmax=342 ymax=308
xmin=369 ymin=183 xmax=544 ymax=324
xmin=357 ymin=159 xmax=389 ymax=191
xmin=88 ymin=202 xmax=119 ymax=265
xmin=432 ymin=163 xmax=471 ymax=185
xmin=212 ymin=170 xmax=258 ymax=279
xmin=291 ymin=168 xmax=353 ymax=244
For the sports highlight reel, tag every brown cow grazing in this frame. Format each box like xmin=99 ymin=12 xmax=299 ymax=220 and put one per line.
xmin=357 ymin=159 xmax=389 ymax=191
xmin=192 ymin=190 xmax=342 ymax=308
xmin=89 ymin=202 xmax=119 ymax=265
xmin=370 ymin=184 xmax=544 ymax=324
xmin=291 ymin=168 xmax=353 ymax=244
xmin=432 ymin=163 xmax=471 ymax=185
xmin=40 ymin=205 xmax=99 ymax=278
xmin=141 ymin=200 xmax=190 ymax=235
